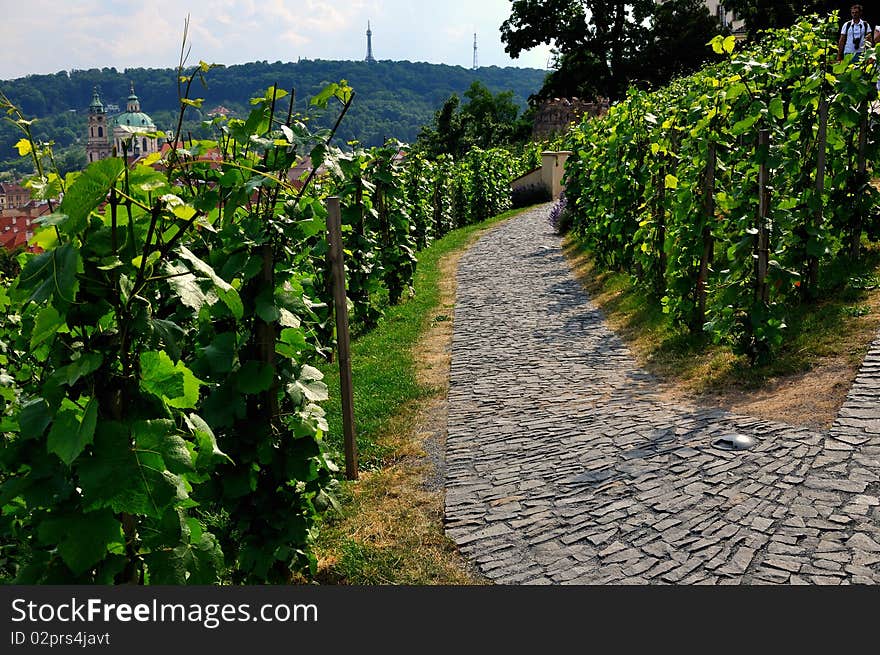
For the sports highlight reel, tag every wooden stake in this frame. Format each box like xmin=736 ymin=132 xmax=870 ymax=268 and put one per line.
xmin=654 ymin=165 xmax=667 ymax=295
xmin=808 ymin=99 xmax=828 ymax=293
xmin=696 ymin=141 xmax=716 ymax=332
xmin=756 ymin=130 xmax=770 ymax=304
xmin=326 ymin=196 xmax=358 ymax=480
xmin=852 ymin=99 xmax=868 ymax=260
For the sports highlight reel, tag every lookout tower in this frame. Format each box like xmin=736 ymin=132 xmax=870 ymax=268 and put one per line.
xmin=365 ymin=21 xmax=376 ymax=63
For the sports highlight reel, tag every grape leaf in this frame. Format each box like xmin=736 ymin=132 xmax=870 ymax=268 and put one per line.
xmin=76 ymin=421 xmax=186 ymax=517
xmin=46 ymin=397 xmax=97 ymax=466
xmin=37 ymin=509 xmax=123 ymax=576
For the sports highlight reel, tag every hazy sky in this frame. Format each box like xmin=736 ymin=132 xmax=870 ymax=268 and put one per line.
xmin=0 ymin=0 xmax=553 ymax=80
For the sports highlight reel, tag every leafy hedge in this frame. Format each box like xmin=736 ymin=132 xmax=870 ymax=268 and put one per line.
xmin=563 ymin=16 xmax=880 ymax=361
xmin=0 ymin=65 xmax=528 ymax=583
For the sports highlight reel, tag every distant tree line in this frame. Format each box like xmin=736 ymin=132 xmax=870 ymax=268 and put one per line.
xmin=0 ymin=60 xmax=546 ymax=175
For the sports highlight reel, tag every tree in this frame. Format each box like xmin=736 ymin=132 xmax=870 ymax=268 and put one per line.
xmin=461 ymin=82 xmax=525 ymax=148
xmin=500 ymin=1 xmax=725 ymax=101
xmin=501 ymin=1 xmax=655 ymax=100
xmin=417 ymin=93 xmax=464 ymax=157
xmin=635 ymin=0 xmax=724 ymax=88
xmin=722 ymin=1 xmax=836 ymax=40
xmin=416 ymin=81 xmax=531 ymax=157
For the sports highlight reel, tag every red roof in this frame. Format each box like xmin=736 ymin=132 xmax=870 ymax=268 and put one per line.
xmin=0 ymin=229 xmax=29 ymax=251
xmin=21 ymin=201 xmax=51 ymax=216
xmin=0 ymin=206 xmax=48 ymax=253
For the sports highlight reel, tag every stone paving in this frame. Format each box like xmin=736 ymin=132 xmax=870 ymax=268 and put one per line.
xmin=444 ymin=203 xmax=880 ymax=584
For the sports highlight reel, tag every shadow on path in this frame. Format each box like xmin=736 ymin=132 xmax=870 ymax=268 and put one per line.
xmin=444 ymin=203 xmax=880 ymax=585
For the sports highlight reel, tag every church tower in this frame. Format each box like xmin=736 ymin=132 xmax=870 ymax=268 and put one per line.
xmin=365 ymin=21 xmax=376 ymax=63
xmin=86 ymin=87 xmax=111 ymax=163
xmin=125 ymin=81 xmax=140 ymax=112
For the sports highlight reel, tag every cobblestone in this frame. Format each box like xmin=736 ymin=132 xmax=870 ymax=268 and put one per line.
xmin=444 ymin=205 xmax=880 ymax=584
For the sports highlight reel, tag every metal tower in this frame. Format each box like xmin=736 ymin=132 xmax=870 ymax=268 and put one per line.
xmin=365 ymin=21 xmax=376 ymax=63
xmin=473 ymin=33 xmax=478 ymax=70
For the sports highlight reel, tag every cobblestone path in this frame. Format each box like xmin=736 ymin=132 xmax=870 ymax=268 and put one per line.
xmin=445 ymin=203 xmax=880 ymax=584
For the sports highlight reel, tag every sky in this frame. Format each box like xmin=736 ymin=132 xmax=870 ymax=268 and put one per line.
xmin=0 ymin=0 xmax=554 ymax=80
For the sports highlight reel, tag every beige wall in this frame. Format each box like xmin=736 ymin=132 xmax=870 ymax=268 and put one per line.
xmin=542 ymin=151 xmax=571 ymax=201
xmin=511 ymin=167 xmax=544 ymax=192
xmin=510 ymin=151 xmax=572 ymax=201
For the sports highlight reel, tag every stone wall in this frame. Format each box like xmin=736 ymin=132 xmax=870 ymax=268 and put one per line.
xmin=532 ymin=97 xmax=609 ymax=140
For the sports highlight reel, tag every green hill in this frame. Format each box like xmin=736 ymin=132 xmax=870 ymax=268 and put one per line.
xmin=0 ymin=59 xmax=547 ymax=175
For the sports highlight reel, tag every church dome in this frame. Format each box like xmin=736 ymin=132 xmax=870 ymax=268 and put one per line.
xmin=111 ymin=111 xmax=156 ymax=129
xmin=111 ymin=82 xmax=156 ymax=131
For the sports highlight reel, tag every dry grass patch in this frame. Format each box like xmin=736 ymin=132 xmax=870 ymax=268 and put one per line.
xmin=313 ymin=221 xmax=514 ymax=585
xmin=314 ymin=409 xmax=482 ymax=585
xmin=562 ymin=236 xmax=880 ymax=429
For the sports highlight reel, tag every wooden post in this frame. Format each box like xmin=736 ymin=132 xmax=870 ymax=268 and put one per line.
xmin=326 ymin=196 xmax=358 ymax=480
xmin=653 ymin=163 xmax=667 ymax=295
xmin=808 ymin=99 xmax=828 ymax=293
xmin=696 ymin=141 xmax=716 ymax=332
xmin=756 ymin=129 xmax=770 ymax=304
xmin=353 ymin=176 xmax=368 ymax=320
xmin=257 ymin=242 xmax=279 ymax=424
xmin=851 ymin=99 xmax=868 ymax=260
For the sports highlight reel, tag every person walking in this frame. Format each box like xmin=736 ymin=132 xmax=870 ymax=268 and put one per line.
xmin=839 ymin=4 xmax=873 ymax=62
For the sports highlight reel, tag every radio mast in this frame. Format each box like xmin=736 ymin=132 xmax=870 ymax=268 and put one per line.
xmin=473 ymin=33 xmax=478 ymax=70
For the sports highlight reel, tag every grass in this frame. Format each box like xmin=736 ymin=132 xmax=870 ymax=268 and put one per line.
xmin=561 ymin=235 xmax=880 ymax=399
xmin=313 ymin=205 xmax=532 ymax=585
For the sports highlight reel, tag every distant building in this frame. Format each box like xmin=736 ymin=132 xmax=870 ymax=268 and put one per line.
xmin=656 ymin=1 xmax=745 ymax=36
xmin=702 ymin=1 xmax=745 ymax=35
xmin=0 ymin=182 xmax=30 ymax=211
xmin=86 ymin=82 xmax=160 ymax=163
xmin=0 ymin=225 xmax=30 ymax=252
xmin=158 ymin=141 xmax=223 ymax=166
xmin=207 ymin=105 xmax=233 ymax=118
xmin=86 ymin=88 xmax=112 ymax=163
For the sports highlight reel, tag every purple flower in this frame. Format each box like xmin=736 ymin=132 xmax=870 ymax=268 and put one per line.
xmin=548 ymin=192 xmax=568 ymax=233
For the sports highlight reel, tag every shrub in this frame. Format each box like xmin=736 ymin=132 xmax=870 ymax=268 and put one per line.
xmin=511 ymin=183 xmax=551 ymax=208
xmin=548 ymin=192 xmax=570 ymax=234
